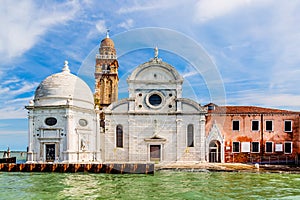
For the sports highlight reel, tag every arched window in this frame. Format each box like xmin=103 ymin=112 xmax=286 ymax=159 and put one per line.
xmin=116 ymin=125 xmax=123 ymax=148
xmin=187 ymin=124 xmax=194 ymax=147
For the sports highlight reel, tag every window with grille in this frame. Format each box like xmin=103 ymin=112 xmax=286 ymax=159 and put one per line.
xmin=266 ymin=142 xmax=273 ymax=153
xmin=284 ymin=120 xmax=292 ymax=132
xmin=265 ymin=121 xmax=273 ymax=131
xmin=252 ymin=120 xmax=259 ymax=131
xmin=232 ymin=142 xmax=240 ymax=153
xmin=232 ymin=120 xmax=240 ymax=131
xmin=251 ymin=142 xmax=260 ymax=153
xmin=284 ymin=142 xmax=292 ymax=154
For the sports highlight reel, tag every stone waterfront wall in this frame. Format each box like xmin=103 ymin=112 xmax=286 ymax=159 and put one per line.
xmin=0 ymin=163 xmax=154 ymax=174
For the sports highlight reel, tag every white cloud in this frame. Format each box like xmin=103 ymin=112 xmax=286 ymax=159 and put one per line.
xmin=95 ymin=20 xmax=107 ymax=33
xmin=117 ymin=4 xmax=158 ymax=14
xmin=2 ymin=78 xmax=21 ymax=85
xmin=226 ymin=89 xmax=300 ymax=110
xmin=0 ymin=130 xmax=27 ymax=135
xmin=86 ymin=19 xmax=107 ymax=39
xmin=0 ymin=87 xmax=10 ymax=95
xmin=0 ymin=0 xmax=80 ymax=63
xmin=0 ymin=106 xmax=27 ymax=119
xmin=0 ymin=79 xmax=38 ymax=97
xmin=0 ymin=77 xmax=38 ymax=119
xmin=265 ymin=2 xmax=300 ymax=93
xmin=182 ymin=71 xmax=198 ymax=78
xmin=6 ymin=97 xmax=33 ymax=104
xmin=194 ymin=0 xmax=267 ymax=22
xmin=10 ymin=82 xmax=38 ymax=96
xmin=116 ymin=0 xmax=186 ymax=15
xmin=118 ymin=19 xmax=134 ymax=30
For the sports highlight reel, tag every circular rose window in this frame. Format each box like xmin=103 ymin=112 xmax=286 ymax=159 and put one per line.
xmin=149 ymin=94 xmax=162 ymax=106
xmin=45 ymin=117 xmax=57 ymax=126
xmin=79 ymin=119 xmax=88 ymax=127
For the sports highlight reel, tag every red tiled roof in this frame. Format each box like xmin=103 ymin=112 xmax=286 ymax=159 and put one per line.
xmin=208 ymin=106 xmax=300 ymax=114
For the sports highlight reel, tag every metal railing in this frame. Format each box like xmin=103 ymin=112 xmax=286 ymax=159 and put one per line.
xmin=96 ymin=54 xmax=117 ymax=59
xmin=227 ymin=153 xmax=298 ymax=165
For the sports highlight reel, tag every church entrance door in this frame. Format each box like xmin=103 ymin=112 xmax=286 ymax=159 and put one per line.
xmin=150 ymin=145 xmax=161 ymax=162
xmin=209 ymin=141 xmax=221 ymax=163
xmin=45 ymin=144 xmax=55 ymax=162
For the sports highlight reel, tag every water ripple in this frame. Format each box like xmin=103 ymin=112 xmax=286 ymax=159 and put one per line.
xmin=0 ymin=171 xmax=300 ymax=199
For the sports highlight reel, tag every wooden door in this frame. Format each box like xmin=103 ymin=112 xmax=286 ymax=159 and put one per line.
xmin=150 ymin=145 xmax=161 ymax=162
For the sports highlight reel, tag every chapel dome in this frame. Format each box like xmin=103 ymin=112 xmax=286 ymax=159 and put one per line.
xmin=34 ymin=61 xmax=94 ymax=109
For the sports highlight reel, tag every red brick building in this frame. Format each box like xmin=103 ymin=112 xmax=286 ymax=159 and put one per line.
xmin=205 ymin=103 xmax=300 ymax=164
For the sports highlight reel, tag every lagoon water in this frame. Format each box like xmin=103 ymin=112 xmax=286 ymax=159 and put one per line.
xmin=1 ymin=171 xmax=300 ymax=199
xmin=1 ymin=152 xmax=300 ymax=199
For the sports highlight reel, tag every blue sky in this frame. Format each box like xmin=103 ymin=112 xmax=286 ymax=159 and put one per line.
xmin=1 ymin=0 xmax=300 ymax=150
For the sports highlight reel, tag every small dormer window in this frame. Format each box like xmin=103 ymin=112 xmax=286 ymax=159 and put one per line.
xmin=208 ymin=105 xmax=215 ymax=110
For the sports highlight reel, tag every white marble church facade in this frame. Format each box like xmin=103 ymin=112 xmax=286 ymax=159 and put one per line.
xmin=103 ymin=56 xmax=207 ymax=163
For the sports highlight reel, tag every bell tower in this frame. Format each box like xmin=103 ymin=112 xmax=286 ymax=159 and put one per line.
xmin=94 ymin=30 xmax=119 ymax=109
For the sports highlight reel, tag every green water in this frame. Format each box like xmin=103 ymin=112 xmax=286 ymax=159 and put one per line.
xmin=0 ymin=171 xmax=300 ymax=200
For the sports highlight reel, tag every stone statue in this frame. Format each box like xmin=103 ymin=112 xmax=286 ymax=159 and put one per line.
xmin=81 ymin=139 xmax=86 ymax=150
xmin=7 ymin=147 xmax=10 ymax=158
xmin=149 ymin=46 xmax=162 ymax=63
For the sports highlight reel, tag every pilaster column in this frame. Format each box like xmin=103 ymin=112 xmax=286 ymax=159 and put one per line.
xmin=199 ymin=115 xmax=206 ymax=161
xmin=95 ymin=108 xmax=102 ymax=162
xmin=63 ymin=110 xmax=73 ymax=161
xmin=27 ymin=112 xmax=34 ymax=162
xmin=176 ymin=118 xmax=182 ymax=161
xmin=128 ymin=117 xmax=135 ymax=161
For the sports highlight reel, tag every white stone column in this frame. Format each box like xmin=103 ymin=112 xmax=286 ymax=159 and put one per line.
xmin=176 ymin=84 xmax=182 ymax=98
xmin=27 ymin=111 xmax=34 ymax=162
xmin=199 ymin=115 xmax=206 ymax=161
xmin=176 ymin=118 xmax=182 ymax=161
xmin=95 ymin=109 xmax=102 ymax=162
xmin=63 ymin=110 xmax=72 ymax=162
xmin=221 ymin=136 xmax=225 ymax=163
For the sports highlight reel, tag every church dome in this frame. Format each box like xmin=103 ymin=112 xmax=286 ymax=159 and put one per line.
xmin=100 ymin=37 xmax=115 ymax=48
xmin=100 ymin=31 xmax=114 ymax=48
xmin=34 ymin=61 xmax=94 ymax=109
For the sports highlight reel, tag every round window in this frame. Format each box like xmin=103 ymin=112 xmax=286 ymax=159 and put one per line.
xmin=149 ymin=94 xmax=162 ymax=106
xmin=79 ymin=119 xmax=88 ymax=127
xmin=45 ymin=117 xmax=57 ymax=126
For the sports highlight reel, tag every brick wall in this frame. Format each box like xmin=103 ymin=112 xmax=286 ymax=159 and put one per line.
xmin=206 ymin=106 xmax=300 ymax=163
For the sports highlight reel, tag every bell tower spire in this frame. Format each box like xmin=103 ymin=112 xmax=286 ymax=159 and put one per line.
xmin=94 ymin=31 xmax=119 ymax=109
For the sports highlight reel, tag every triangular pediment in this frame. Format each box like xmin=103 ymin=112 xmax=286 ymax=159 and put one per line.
xmin=144 ymin=134 xmax=166 ymax=142
xmin=207 ymin=122 xmax=224 ymax=143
